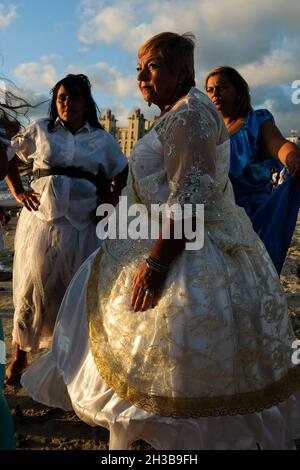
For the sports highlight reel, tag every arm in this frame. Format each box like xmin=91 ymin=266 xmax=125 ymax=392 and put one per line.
xmin=106 ymin=164 xmax=128 ymax=207
xmin=6 ymin=156 xmax=40 ymax=211
xmin=0 ymin=116 xmax=17 ymax=179
xmin=131 ymin=108 xmax=222 ymax=312
xmin=260 ymin=120 xmax=300 ymax=179
xmin=0 ymin=141 xmax=8 ymax=180
xmin=131 ymin=218 xmax=187 ymax=312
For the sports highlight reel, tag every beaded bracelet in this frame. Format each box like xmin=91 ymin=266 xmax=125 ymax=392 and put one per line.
xmin=146 ymin=256 xmax=169 ymax=273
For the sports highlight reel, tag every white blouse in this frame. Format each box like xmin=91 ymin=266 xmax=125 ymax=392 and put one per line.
xmin=11 ymin=119 xmax=128 ymax=230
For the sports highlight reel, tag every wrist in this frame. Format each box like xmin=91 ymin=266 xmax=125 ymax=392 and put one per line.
xmin=15 ymin=190 xmax=25 ymax=199
xmin=146 ymin=256 xmax=169 ymax=273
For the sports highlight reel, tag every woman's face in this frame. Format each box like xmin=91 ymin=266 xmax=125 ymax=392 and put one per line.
xmin=56 ymin=84 xmax=87 ymax=131
xmin=137 ymin=51 xmax=182 ymax=111
xmin=206 ymin=74 xmax=238 ymax=117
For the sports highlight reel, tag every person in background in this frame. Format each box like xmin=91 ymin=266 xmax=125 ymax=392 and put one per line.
xmin=0 ymin=91 xmax=24 ymax=448
xmin=20 ymin=33 xmax=300 ymax=450
xmin=5 ymin=74 xmax=128 ymax=385
xmin=0 ymin=144 xmax=15 ymax=450
xmin=205 ymin=66 xmax=300 ymax=273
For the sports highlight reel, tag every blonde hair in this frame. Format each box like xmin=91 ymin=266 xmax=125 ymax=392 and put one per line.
xmin=138 ymin=32 xmax=196 ymax=95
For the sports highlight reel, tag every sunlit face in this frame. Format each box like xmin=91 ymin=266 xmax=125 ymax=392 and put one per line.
xmin=137 ymin=52 xmax=181 ymax=111
xmin=206 ymin=74 xmax=238 ymax=116
xmin=56 ymin=84 xmax=87 ymax=130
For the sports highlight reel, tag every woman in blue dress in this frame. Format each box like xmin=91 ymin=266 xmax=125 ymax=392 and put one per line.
xmin=205 ymin=66 xmax=300 ymax=273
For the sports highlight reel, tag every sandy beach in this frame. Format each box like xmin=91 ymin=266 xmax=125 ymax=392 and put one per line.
xmin=1 ymin=212 xmax=300 ymax=450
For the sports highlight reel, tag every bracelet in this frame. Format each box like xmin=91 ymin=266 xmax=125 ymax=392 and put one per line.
xmin=146 ymin=256 xmax=169 ymax=273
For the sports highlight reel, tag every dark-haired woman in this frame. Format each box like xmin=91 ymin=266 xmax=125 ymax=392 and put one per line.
xmin=5 ymin=74 xmax=127 ymax=384
xmin=205 ymin=67 xmax=300 ymax=273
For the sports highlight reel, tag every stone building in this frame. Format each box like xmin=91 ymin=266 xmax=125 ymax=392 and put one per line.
xmin=100 ymin=109 xmax=154 ymax=157
xmin=286 ymin=130 xmax=300 ymax=147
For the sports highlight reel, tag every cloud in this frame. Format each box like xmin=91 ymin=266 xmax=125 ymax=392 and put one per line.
xmin=77 ymin=0 xmax=300 ymax=85
xmin=79 ymin=5 xmax=135 ymax=46
xmin=250 ymin=84 xmax=299 ymax=136
xmin=78 ymin=0 xmax=201 ymax=52
xmin=0 ymin=2 xmax=17 ymax=28
xmin=66 ymin=61 xmax=138 ymax=100
xmin=10 ymin=0 xmax=300 ymax=135
xmin=0 ymin=78 xmax=49 ymax=124
xmin=236 ymin=38 xmax=300 ymax=88
xmin=14 ymin=57 xmax=57 ymax=90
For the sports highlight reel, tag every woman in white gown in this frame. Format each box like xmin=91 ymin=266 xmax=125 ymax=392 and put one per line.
xmin=21 ymin=33 xmax=300 ymax=450
xmin=5 ymin=74 xmax=128 ymax=384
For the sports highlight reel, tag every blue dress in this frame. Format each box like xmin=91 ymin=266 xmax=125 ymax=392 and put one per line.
xmin=230 ymin=109 xmax=300 ymax=274
xmin=230 ymin=109 xmax=282 ymax=215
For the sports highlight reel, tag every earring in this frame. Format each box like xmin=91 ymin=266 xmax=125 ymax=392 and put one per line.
xmin=148 ymin=102 xmax=152 ymax=107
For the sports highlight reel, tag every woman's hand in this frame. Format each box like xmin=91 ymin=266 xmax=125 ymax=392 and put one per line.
xmin=16 ymin=191 xmax=40 ymax=211
xmin=131 ymin=261 xmax=167 ymax=312
xmin=285 ymin=151 xmax=300 ymax=180
xmin=260 ymin=121 xmax=300 ymax=180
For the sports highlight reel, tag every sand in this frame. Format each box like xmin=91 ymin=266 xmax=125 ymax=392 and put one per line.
xmin=1 ymin=212 xmax=299 ymax=450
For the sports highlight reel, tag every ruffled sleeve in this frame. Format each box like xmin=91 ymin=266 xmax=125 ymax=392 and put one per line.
xmin=96 ymin=132 xmax=128 ymax=180
xmin=230 ymin=109 xmax=275 ymax=178
xmin=11 ymin=121 xmax=38 ymax=164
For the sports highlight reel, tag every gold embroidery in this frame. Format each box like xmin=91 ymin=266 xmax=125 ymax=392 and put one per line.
xmin=87 ymin=220 xmax=300 ymax=417
xmin=87 ymin=90 xmax=300 ymax=418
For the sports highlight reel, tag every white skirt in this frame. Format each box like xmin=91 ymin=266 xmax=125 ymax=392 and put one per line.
xmin=13 ymin=209 xmax=101 ymax=351
xmin=21 ymin=250 xmax=300 ymax=450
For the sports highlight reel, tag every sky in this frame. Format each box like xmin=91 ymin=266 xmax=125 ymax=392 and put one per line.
xmin=0 ymin=0 xmax=299 ymax=135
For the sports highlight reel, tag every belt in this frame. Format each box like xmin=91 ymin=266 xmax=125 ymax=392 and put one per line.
xmin=32 ymin=167 xmax=99 ymax=186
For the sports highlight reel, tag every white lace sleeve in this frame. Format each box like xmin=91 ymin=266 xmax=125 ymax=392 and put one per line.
xmin=156 ymin=108 xmax=223 ymax=212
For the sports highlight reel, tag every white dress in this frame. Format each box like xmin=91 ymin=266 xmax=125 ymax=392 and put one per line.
xmin=11 ymin=119 xmax=127 ymax=351
xmin=21 ymin=89 xmax=300 ymax=449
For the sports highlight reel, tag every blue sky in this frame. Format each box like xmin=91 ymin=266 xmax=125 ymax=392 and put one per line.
xmin=0 ymin=0 xmax=299 ymax=134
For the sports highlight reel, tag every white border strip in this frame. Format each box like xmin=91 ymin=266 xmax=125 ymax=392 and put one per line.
xmin=0 ymin=339 xmax=6 ymax=364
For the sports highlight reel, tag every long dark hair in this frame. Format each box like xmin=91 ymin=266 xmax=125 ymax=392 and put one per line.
xmin=48 ymin=74 xmax=103 ymax=132
xmin=0 ymin=78 xmax=33 ymax=137
xmin=205 ymin=66 xmax=252 ymax=118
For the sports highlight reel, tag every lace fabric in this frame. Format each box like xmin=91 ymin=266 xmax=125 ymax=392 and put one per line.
xmin=87 ymin=88 xmax=300 ymax=417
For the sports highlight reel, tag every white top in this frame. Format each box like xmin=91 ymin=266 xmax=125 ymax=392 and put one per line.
xmin=11 ymin=119 xmax=128 ymax=230
xmin=0 ymin=339 xmax=5 ymax=364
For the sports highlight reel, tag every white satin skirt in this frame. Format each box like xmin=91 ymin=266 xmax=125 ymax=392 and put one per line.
xmin=21 ymin=250 xmax=300 ymax=450
xmin=13 ymin=210 xmax=101 ymax=351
